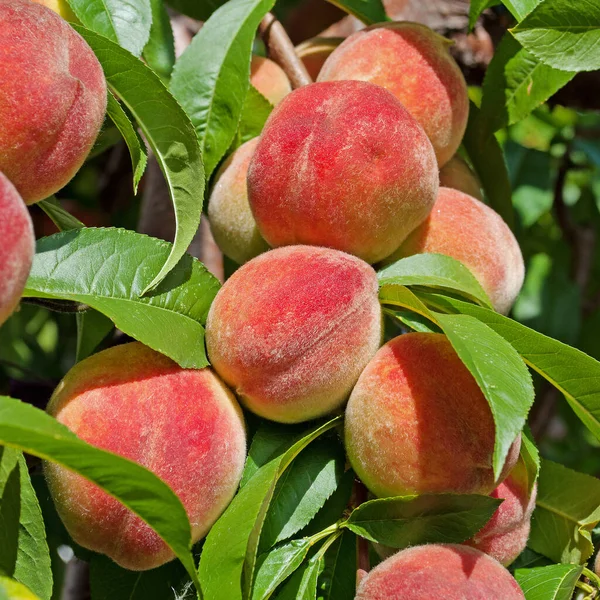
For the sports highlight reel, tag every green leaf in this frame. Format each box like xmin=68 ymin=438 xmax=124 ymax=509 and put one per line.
xmin=38 ymin=198 xmax=84 ymax=232
xmin=343 ymin=494 xmax=501 ymax=548
xmin=0 ymin=449 xmax=52 ymax=600
xmin=480 ymin=34 xmax=574 ymax=131
xmin=435 ymin=313 xmax=534 ymax=478
xmin=324 ymin=0 xmax=387 ymax=26
xmin=319 ymin=529 xmax=356 ymax=600
xmin=383 ymin=309 xmax=442 ymax=334
xmin=274 ymin=554 xmax=323 ymax=600
xmin=511 ymin=0 xmax=600 ymax=72
xmin=529 ymin=460 xmax=600 ymax=564
xmin=23 ymin=228 xmax=221 ymax=369
xmin=520 ymin=427 xmax=540 ymax=496
xmin=462 ymin=102 xmax=514 ymax=228
xmin=66 ymin=0 xmax=152 ymax=56
xmin=380 ymin=286 xmax=533 ymax=478
xmin=0 ymin=577 xmax=40 ymax=600
xmin=419 ymin=294 xmax=600 ymax=443
xmin=143 ymin=0 xmax=176 ymax=81
xmin=106 ymin=92 xmax=148 ymax=193
xmin=377 ymin=253 xmax=492 ymax=308
xmin=260 ymin=439 xmax=345 ymax=550
xmin=514 ymin=563 xmax=582 ymax=600
xmin=469 ymin=0 xmax=499 ymax=29
xmin=502 ymin=0 xmax=539 ymax=19
xmin=198 ymin=416 xmax=343 ymax=600
xmin=75 ymin=25 xmax=205 ymax=294
xmin=75 ymin=310 xmax=114 ymax=362
xmin=170 ymin=0 xmax=276 ymax=178
xmin=90 ymin=554 xmax=192 ymax=600
xmin=235 ymin=86 xmax=273 ymax=148
xmin=0 ymin=397 xmax=199 ymax=590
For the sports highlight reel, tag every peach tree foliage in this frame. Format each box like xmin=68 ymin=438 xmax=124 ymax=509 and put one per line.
xmin=0 ymin=0 xmax=599 ymax=599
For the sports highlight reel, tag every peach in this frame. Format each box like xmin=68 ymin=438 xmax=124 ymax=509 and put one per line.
xmin=595 ymin=551 xmax=600 ymax=577
xmin=0 ymin=0 xmax=106 ymax=204
xmin=206 ymin=246 xmax=383 ymax=423
xmin=318 ymin=22 xmax=469 ymax=167
xmin=45 ymin=342 xmax=246 ymax=571
xmin=247 ymin=81 xmax=438 ymax=264
xmin=30 ymin=0 xmax=78 ymax=21
xmin=0 ymin=172 xmax=34 ymax=327
xmin=295 ymin=37 xmax=342 ymax=80
xmin=250 ymin=55 xmax=292 ymax=105
xmin=208 ymin=138 xmax=269 ymax=264
xmin=439 ymin=155 xmax=483 ymax=200
xmin=383 ymin=187 xmax=525 ymax=314
xmin=345 ymin=333 xmax=520 ymax=498
xmin=0 ymin=577 xmax=39 ymax=600
xmin=356 ymin=544 xmax=525 ymax=599
xmin=466 ymin=458 xmax=537 ymax=565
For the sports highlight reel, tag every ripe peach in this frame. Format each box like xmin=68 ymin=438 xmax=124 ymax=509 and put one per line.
xmin=30 ymin=0 xmax=78 ymax=21
xmin=295 ymin=37 xmax=342 ymax=80
xmin=439 ymin=155 xmax=483 ymax=200
xmin=0 ymin=172 xmax=34 ymax=327
xmin=206 ymin=246 xmax=383 ymax=423
xmin=318 ymin=22 xmax=469 ymax=167
xmin=208 ymin=138 xmax=269 ymax=264
xmin=247 ymin=81 xmax=438 ymax=264
xmin=384 ymin=187 xmax=525 ymax=314
xmin=345 ymin=333 xmax=520 ymax=498
xmin=0 ymin=0 xmax=106 ymax=204
xmin=466 ymin=458 xmax=537 ymax=565
xmin=45 ymin=342 xmax=247 ymax=571
xmin=356 ymin=544 xmax=525 ymax=599
xmin=250 ymin=55 xmax=292 ymax=105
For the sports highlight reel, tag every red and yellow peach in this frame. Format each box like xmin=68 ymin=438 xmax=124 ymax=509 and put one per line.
xmin=439 ymin=154 xmax=483 ymax=200
xmin=250 ymin=55 xmax=292 ymax=105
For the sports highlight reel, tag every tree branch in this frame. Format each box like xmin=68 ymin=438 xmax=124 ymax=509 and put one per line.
xmin=259 ymin=13 xmax=313 ymax=88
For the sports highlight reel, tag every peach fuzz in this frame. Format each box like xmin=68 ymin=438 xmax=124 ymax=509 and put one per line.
xmin=45 ymin=342 xmax=246 ymax=571
xmin=247 ymin=81 xmax=438 ymax=264
xmin=384 ymin=187 xmax=525 ymax=314
xmin=466 ymin=457 xmax=537 ymax=565
xmin=356 ymin=544 xmax=525 ymax=599
xmin=0 ymin=0 xmax=106 ymax=204
xmin=250 ymin=55 xmax=292 ymax=105
xmin=318 ymin=22 xmax=469 ymax=167
xmin=345 ymin=333 xmax=520 ymax=498
xmin=439 ymin=154 xmax=483 ymax=200
xmin=205 ymin=246 xmax=383 ymax=423
xmin=0 ymin=172 xmax=34 ymax=327
xmin=295 ymin=37 xmax=343 ymax=80
xmin=208 ymin=138 xmax=269 ymax=264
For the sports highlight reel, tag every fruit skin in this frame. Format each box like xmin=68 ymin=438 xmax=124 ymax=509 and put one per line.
xmin=45 ymin=342 xmax=247 ymax=571
xmin=0 ymin=172 xmax=34 ymax=327
xmin=355 ymin=544 xmax=525 ymax=599
xmin=30 ymin=0 xmax=78 ymax=21
xmin=0 ymin=0 xmax=106 ymax=204
xmin=206 ymin=246 xmax=383 ymax=423
xmin=383 ymin=187 xmax=525 ymax=314
xmin=250 ymin=55 xmax=292 ymax=105
xmin=208 ymin=138 xmax=269 ymax=264
xmin=318 ymin=22 xmax=469 ymax=167
xmin=439 ymin=154 xmax=483 ymax=200
xmin=345 ymin=333 xmax=521 ymax=498
xmin=466 ymin=457 xmax=537 ymax=565
xmin=295 ymin=37 xmax=343 ymax=80
xmin=247 ymin=81 xmax=438 ymax=264
xmin=0 ymin=577 xmax=40 ymax=600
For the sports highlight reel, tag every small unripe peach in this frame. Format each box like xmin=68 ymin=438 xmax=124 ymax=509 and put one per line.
xmin=247 ymin=81 xmax=438 ymax=264
xmin=0 ymin=0 xmax=106 ymax=204
xmin=345 ymin=333 xmax=520 ymax=498
xmin=0 ymin=172 xmax=34 ymax=327
xmin=206 ymin=246 xmax=383 ymax=423
xmin=466 ymin=458 xmax=537 ymax=565
xmin=250 ymin=55 xmax=292 ymax=105
xmin=356 ymin=544 xmax=525 ymax=599
xmin=45 ymin=343 xmax=247 ymax=571
xmin=295 ymin=37 xmax=342 ymax=80
xmin=318 ymin=22 xmax=469 ymax=167
xmin=208 ymin=138 xmax=269 ymax=264
xmin=439 ymin=155 xmax=483 ymax=200
xmin=384 ymin=187 xmax=524 ymax=314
